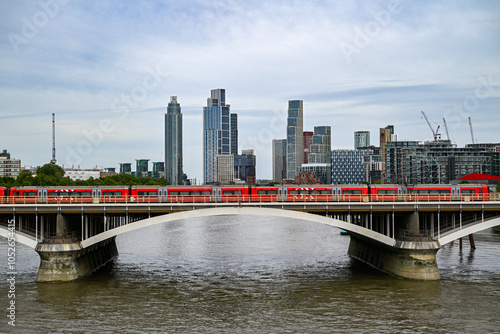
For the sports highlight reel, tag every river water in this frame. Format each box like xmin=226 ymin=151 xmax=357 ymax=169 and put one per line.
xmin=2 ymin=215 xmax=500 ymax=333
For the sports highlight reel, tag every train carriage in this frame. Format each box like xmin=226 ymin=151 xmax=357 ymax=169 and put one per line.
xmin=0 ymin=186 xmax=7 ymax=204
xmin=340 ymin=185 xmax=369 ymax=202
xmin=251 ymin=186 xmax=280 ymax=202
xmin=167 ymin=186 xmax=213 ymax=203
xmin=369 ymin=185 xmax=406 ymax=201
xmin=287 ymin=186 xmax=333 ymax=202
xmin=217 ymin=186 xmax=250 ymax=202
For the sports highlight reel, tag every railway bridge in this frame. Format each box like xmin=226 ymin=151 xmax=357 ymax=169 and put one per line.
xmin=1 ymin=200 xmax=500 ymax=282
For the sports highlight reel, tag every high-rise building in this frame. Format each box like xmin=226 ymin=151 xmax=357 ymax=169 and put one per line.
xmin=231 ymin=113 xmax=238 ymax=155
xmin=203 ymin=89 xmax=231 ymax=184
xmin=303 ymin=131 xmax=313 ymax=163
xmin=135 ymin=159 xmax=149 ymax=177
xmin=286 ymin=100 xmax=304 ymax=179
xmin=234 ymin=149 xmax=256 ymax=184
xmin=215 ymin=154 xmax=234 ymax=184
xmin=272 ymin=139 xmax=287 ymax=183
xmin=165 ymin=96 xmax=183 ymax=185
xmin=354 ymin=131 xmax=370 ymax=149
xmin=119 ymin=163 xmax=132 ymax=174
xmin=308 ymin=126 xmax=331 ymax=164
xmin=380 ymin=125 xmax=394 ymax=181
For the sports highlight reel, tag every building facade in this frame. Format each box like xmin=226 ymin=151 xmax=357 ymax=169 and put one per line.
xmin=272 ymin=139 xmax=287 ymax=183
xmin=203 ymin=89 xmax=231 ymax=184
xmin=135 ymin=159 xmax=149 ymax=177
xmin=331 ymin=149 xmax=373 ymax=184
xmin=165 ymin=96 xmax=183 ymax=185
xmin=303 ymin=131 xmax=313 ymax=164
xmin=215 ymin=154 xmax=234 ymax=184
xmin=286 ymin=100 xmax=304 ymax=179
xmin=0 ymin=150 xmax=21 ymax=179
xmin=119 ymin=163 xmax=132 ymax=174
xmin=234 ymin=149 xmax=256 ymax=184
xmin=354 ymin=131 xmax=370 ymax=149
xmin=308 ymin=126 xmax=331 ymax=164
xmin=299 ymin=163 xmax=331 ymax=184
xmin=231 ymin=113 xmax=238 ymax=156
xmin=385 ymin=141 xmax=500 ymax=184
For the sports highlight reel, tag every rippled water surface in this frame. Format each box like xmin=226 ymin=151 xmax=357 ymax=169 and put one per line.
xmin=2 ymin=215 xmax=500 ymax=333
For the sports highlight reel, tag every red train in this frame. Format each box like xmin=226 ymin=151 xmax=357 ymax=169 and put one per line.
xmin=0 ymin=184 xmax=489 ymax=204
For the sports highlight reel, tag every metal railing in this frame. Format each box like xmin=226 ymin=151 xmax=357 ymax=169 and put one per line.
xmin=1 ymin=193 xmax=498 ymax=205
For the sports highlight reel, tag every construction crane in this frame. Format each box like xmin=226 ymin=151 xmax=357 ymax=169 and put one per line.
xmin=50 ymin=113 xmax=56 ymax=164
xmin=468 ymin=117 xmax=476 ymax=144
xmin=442 ymin=118 xmax=451 ymax=141
xmin=421 ymin=111 xmax=441 ymax=141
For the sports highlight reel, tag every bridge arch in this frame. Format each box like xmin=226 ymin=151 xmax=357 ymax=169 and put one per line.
xmin=81 ymin=207 xmax=395 ymax=248
xmin=438 ymin=216 xmax=500 ymax=245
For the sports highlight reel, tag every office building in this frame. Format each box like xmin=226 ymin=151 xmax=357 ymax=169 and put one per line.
xmin=354 ymin=131 xmax=370 ymax=149
xmin=135 ymin=159 xmax=149 ymax=177
xmin=303 ymin=131 xmax=313 ymax=163
xmin=308 ymin=126 xmax=331 ymax=164
xmin=331 ymin=149 xmax=373 ymax=184
xmin=203 ymin=88 xmax=231 ymax=184
xmin=231 ymin=113 xmax=238 ymax=155
xmin=234 ymin=149 xmax=256 ymax=184
xmin=272 ymin=139 xmax=287 ymax=183
xmin=286 ymin=100 xmax=304 ymax=179
xmin=119 ymin=163 xmax=132 ymax=174
xmin=299 ymin=163 xmax=331 ymax=184
xmin=165 ymin=96 xmax=183 ymax=185
xmin=385 ymin=141 xmax=500 ymax=184
xmin=216 ymin=154 xmax=234 ymax=184
xmin=152 ymin=162 xmax=165 ymax=179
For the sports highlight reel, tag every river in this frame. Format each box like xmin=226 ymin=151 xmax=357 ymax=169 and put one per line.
xmin=2 ymin=215 xmax=500 ymax=333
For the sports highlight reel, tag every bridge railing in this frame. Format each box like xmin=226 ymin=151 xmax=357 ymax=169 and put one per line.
xmin=2 ymin=193 xmax=498 ymax=205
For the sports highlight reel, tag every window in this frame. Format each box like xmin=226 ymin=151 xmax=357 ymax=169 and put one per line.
xmin=103 ymin=191 xmax=123 ymax=197
xmin=343 ymin=190 xmax=362 ymax=195
xmin=258 ymin=190 xmax=277 ymax=195
xmin=138 ymin=191 xmax=157 ymax=196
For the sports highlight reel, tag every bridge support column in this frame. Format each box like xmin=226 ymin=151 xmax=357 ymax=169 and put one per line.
xmin=347 ymin=233 xmax=441 ymax=280
xmin=35 ymin=237 xmax=118 ymax=282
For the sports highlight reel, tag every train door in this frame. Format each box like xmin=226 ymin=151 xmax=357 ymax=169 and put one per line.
xmin=451 ymin=186 xmax=460 ymax=201
xmin=332 ymin=187 xmax=341 ymax=201
xmin=39 ymin=189 xmax=47 ymax=204
xmin=398 ymin=187 xmax=405 ymax=201
xmin=159 ymin=188 xmax=168 ymax=203
xmin=93 ymin=189 xmax=101 ymax=203
xmin=278 ymin=188 xmax=286 ymax=201
xmin=213 ymin=188 xmax=221 ymax=202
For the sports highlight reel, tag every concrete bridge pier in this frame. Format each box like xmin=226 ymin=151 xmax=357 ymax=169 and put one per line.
xmin=347 ymin=233 xmax=441 ymax=280
xmin=35 ymin=237 xmax=118 ymax=282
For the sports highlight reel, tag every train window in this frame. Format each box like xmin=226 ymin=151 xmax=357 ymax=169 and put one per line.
xmin=462 ymin=189 xmax=476 ymax=195
xmin=72 ymin=192 xmax=92 ymax=197
xmin=23 ymin=192 xmax=37 ymax=197
xmin=201 ymin=191 xmax=212 ymax=196
xmin=138 ymin=191 xmax=157 ymax=196
xmin=258 ymin=190 xmax=277 ymax=195
xmin=343 ymin=190 xmax=362 ymax=195
xmin=289 ymin=190 xmax=299 ymax=195
xmin=223 ymin=190 xmax=242 ymax=196
xmin=321 ymin=190 xmax=332 ymax=195
xmin=378 ymin=190 xmax=397 ymax=195
xmin=103 ymin=191 xmax=123 ymax=197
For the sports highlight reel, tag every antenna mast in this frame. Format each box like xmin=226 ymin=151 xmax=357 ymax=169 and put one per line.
xmin=51 ymin=113 xmax=56 ymax=164
xmin=468 ymin=117 xmax=476 ymax=144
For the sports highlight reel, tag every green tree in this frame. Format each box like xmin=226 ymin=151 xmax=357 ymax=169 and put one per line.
xmin=36 ymin=164 xmax=65 ymax=185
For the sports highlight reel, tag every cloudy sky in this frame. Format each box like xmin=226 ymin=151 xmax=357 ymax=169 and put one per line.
xmin=1 ymin=0 xmax=499 ymax=182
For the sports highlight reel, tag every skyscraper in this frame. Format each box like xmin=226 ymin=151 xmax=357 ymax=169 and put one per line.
xmin=165 ymin=96 xmax=183 ymax=185
xmin=286 ymin=100 xmax=304 ymax=179
xmin=303 ymin=131 xmax=313 ymax=163
xmin=203 ymin=88 xmax=231 ymax=184
xmin=231 ymin=113 xmax=238 ymax=155
xmin=272 ymin=139 xmax=287 ymax=183
xmin=354 ymin=131 xmax=370 ymax=149
xmin=308 ymin=126 xmax=331 ymax=163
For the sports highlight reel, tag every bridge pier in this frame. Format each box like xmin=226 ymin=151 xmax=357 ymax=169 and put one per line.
xmin=35 ymin=237 xmax=118 ymax=282
xmin=347 ymin=233 xmax=441 ymax=280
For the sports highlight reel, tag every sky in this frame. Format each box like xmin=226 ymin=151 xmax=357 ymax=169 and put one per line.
xmin=1 ymin=0 xmax=499 ymax=183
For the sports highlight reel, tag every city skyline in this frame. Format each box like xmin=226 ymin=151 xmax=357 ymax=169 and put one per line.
xmin=1 ymin=1 xmax=499 ymax=182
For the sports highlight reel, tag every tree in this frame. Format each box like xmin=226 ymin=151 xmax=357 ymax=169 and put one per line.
xmin=36 ymin=164 xmax=65 ymax=185
xmin=497 ymin=182 xmax=500 ymax=193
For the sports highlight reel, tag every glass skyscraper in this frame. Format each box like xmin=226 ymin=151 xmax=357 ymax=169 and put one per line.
xmin=354 ymin=131 xmax=370 ymax=149
xmin=286 ymin=100 xmax=304 ymax=179
xmin=203 ymin=88 xmax=231 ymax=184
xmin=231 ymin=113 xmax=238 ymax=155
xmin=165 ymin=96 xmax=183 ymax=185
